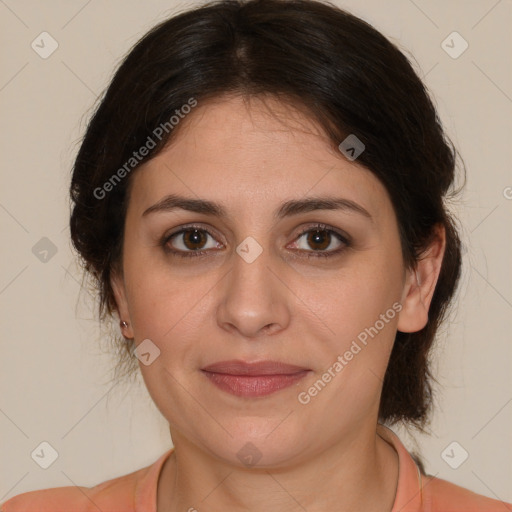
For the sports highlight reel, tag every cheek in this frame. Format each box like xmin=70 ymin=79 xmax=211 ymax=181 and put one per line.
xmin=303 ymin=252 xmax=402 ymax=406
xmin=300 ymin=285 xmax=399 ymax=426
xmin=123 ymin=254 xmax=219 ymax=375
xmin=314 ymin=254 xmax=403 ymax=338
xmin=128 ymin=276 xmax=206 ymax=341
xmin=122 ymin=239 xmax=195 ymax=329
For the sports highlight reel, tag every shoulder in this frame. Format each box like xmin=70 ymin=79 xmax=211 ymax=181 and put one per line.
xmin=423 ymin=474 xmax=512 ymax=512
xmin=0 ymin=463 xmax=149 ymax=512
xmin=376 ymin=424 xmax=511 ymax=512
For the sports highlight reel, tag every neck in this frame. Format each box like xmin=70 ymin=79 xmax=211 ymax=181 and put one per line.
xmin=157 ymin=424 xmax=399 ymax=512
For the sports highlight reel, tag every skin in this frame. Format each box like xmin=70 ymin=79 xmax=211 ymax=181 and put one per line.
xmin=111 ymin=94 xmax=445 ymax=512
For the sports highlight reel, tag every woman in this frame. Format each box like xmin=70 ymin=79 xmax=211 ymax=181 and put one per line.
xmin=2 ymin=0 xmax=510 ymax=510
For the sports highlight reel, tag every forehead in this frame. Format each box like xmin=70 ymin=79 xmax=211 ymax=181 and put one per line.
xmin=127 ymin=95 xmax=390 ymax=221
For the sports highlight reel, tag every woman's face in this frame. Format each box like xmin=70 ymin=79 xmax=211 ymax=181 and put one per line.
xmin=111 ymin=95 xmax=428 ymax=466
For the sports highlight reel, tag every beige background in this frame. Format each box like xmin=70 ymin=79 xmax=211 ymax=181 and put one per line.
xmin=1 ymin=0 xmax=511 ymax=504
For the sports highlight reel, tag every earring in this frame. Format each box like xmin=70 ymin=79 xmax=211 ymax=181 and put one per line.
xmin=120 ymin=320 xmax=129 ymax=329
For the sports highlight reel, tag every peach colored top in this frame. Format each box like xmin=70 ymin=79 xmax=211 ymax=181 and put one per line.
xmin=2 ymin=425 xmax=510 ymax=511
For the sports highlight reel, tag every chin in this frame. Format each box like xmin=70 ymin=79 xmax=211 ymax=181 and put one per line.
xmin=202 ymin=418 xmax=307 ymax=468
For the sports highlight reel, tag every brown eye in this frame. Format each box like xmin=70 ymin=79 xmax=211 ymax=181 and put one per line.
xmin=294 ymin=228 xmax=346 ymax=254
xmin=162 ymin=224 xmax=349 ymax=260
xmin=181 ymin=229 xmax=209 ymax=250
xmin=305 ymin=230 xmax=331 ymax=251
xmin=166 ymin=228 xmax=220 ymax=255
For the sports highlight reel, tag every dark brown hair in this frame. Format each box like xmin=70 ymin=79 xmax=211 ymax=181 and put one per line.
xmin=69 ymin=0 xmax=463 ymax=458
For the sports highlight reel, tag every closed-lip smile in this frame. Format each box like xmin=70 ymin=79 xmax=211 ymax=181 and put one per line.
xmin=201 ymin=359 xmax=311 ymax=397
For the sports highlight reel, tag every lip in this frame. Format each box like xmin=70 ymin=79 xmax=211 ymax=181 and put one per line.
xmin=201 ymin=359 xmax=309 ymax=375
xmin=201 ymin=360 xmax=311 ymax=397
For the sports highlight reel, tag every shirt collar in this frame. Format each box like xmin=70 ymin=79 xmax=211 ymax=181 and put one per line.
xmin=135 ymin=448 xmax=174 ymax=512
xmin=138 ymin=425 xmax=424 ymax=512
xmin=377 ymin=423 xmax=424 ymax=512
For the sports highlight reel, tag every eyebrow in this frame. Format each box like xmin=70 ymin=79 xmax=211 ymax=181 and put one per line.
xmin=142 ymin=193 xmax=372 ymax=221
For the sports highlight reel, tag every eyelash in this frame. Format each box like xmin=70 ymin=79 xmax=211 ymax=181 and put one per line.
xmin=160 ymin=223 xmax=351 ymax=259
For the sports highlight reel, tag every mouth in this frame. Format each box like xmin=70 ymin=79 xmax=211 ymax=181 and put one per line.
xmin=201 ymin=359 xmax=311 ymax=397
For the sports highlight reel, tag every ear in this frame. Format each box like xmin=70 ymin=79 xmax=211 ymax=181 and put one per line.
xmin=397 ymin=224 xmax=446 ymax=333
xmin=110 ymin=268 xmax=134 ymax=339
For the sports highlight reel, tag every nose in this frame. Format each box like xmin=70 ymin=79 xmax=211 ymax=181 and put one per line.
xmin=216 ymin=244 xmax=291 ymax=339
